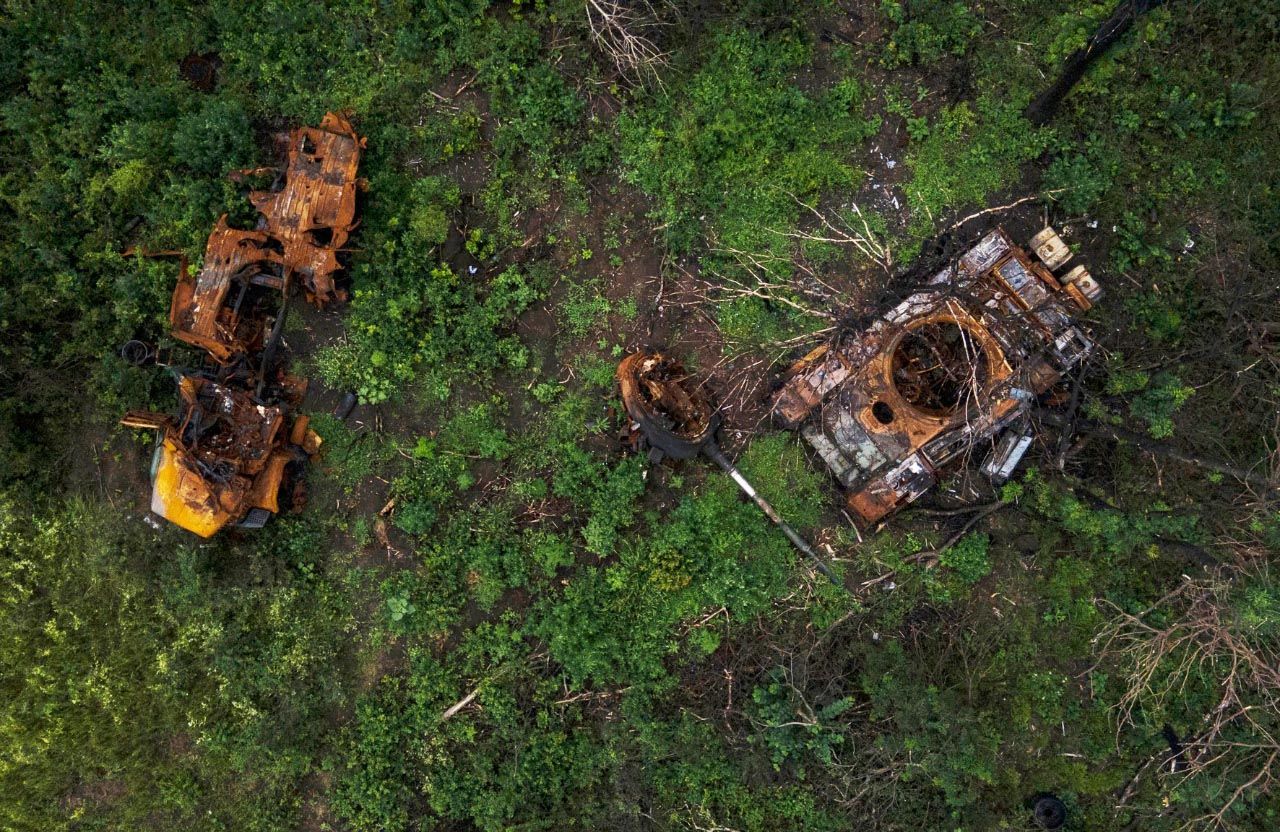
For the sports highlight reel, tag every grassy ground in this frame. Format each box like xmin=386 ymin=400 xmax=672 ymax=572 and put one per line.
xmin=2 ymin=2 xmax=1278 ymax=830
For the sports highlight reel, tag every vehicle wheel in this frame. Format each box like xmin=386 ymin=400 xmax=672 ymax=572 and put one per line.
xmin=1033 ymin=795 xmax=1067 ymax=830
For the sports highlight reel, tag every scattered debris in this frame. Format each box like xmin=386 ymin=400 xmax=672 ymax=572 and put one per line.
xmin=1032 ymin=794 xmax=1067 ymax=830
xmin=1162 ymin=723 xmax=1186 ymax=773
xmin=772 ymin=226 xmax=1101 ymax=526
xmin=119 ymin=339 xmax=152 ymax=366
xmin=333 ymin=391 xmax=359 ymax=421
xmin=1025 ymin=0 xmax=1169 ymax=126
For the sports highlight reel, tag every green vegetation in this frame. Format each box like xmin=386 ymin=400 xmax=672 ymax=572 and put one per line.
xmin=620 ymin=28 xmax=880 ymax=258
xmin=2 ymin=2 xmax=1278 ymax=831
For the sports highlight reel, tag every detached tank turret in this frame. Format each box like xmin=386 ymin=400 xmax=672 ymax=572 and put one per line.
xmin=771 ymin=226 xmax=1100 ymax=526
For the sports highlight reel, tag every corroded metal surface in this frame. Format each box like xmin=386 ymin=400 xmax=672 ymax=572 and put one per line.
xmin=168 ymin=218 xmax=280 ymax=363
xmin=121 ymin=375 xmax=317 ymax=538
xmin=773 ymin=226 xmax=1101 ymax=526
xmin=238 ymin=111 xmax=366 ymax=306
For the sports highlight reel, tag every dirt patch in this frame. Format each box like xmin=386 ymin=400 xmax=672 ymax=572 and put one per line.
xmin=298 ymin=771 xmax=335 ymax=832
xmin=62 ymin=405 xmax=154 ymax=514
xmin=59 ymin=778 xmax=128 ymax=816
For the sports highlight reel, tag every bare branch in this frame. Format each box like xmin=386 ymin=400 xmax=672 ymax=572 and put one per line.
xmin=1094 ymin=563 xmax=1280 ymax=827
xmin=585 ymin=0 xmax=673 ymax=86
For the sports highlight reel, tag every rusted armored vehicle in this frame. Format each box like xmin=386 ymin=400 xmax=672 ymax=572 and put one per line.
xmin=122 ymin=112 xmax=363 ymax=536
xmin=771 ymin=226 xmax=1100 ymax=526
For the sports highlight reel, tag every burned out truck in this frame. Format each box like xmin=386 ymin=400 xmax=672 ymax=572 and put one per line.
xmin=771 ymin=226 xmax=1100 ymax=526
xmin=122 ymin=112 xmax=363 ymax=537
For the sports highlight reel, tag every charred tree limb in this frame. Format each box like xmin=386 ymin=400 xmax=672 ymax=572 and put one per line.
xmin=1025 ymin=0 xmax=1171 ymax=126
xmin=909 ymin=501 xmax=1006 ymax=566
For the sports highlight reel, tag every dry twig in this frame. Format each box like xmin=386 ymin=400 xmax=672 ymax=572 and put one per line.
xmin=1094 ymin=563 xmax=1280 ymax=827
xmin=585 ymin=0 xmax=673 ymax=85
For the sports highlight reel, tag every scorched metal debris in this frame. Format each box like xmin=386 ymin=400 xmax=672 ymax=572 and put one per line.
xmin=121 ymin=112 xmax=364 ymax=536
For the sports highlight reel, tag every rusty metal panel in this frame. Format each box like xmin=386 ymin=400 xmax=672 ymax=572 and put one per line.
xmin=847 ymin=453 xmax=936 ymax=525
xmin=981 ymin=422 xmax=1035 ymax=484
xmin=959 ymin=228 xmax=1012 ymax=276
xmin=242 ymin=111 xmax=366 ymax=306
xmin=169 ymin=217 xmax=281 ymax=363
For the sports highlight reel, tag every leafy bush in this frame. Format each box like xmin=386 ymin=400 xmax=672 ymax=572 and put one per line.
xmin=881 ymin=0 xmax=982 ymax=66
xmin=581 ymin=457 xmax=646 ymax=556
xmin=1128 ymin=372 xmax=1195 ymax=439
xmin=751 ymin=668 xmax=853 ymax=774
xmin=904 ymin=94 xmax=1050 ymax=237
xmin=620 ymin=27 xmax=878 ymax=259
xmin=393 ymin=401 xmax=511 ymax=536
xmin=938 ymin=532 xmax=991 ymax=584
xmin=0 ymin=495 xmax=353 ymax=831
xmin=315 ymin=256 xmax=544 ymax=404
xmin=406 ymin=175 xmax=461 ymax=247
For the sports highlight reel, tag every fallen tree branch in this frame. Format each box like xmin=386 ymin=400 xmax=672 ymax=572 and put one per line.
xmin=439 ymin=685 xmax=483 ymax=722
xmin=585 ymin=0 xmax=673 ymax=85
xmin=909 ymin=501 xmax=1006 ymax=566
xmin=1082 ymin=421 xmax=1278 ymax=492
xmin=947 ymin=190 xmax=1068 ymax=233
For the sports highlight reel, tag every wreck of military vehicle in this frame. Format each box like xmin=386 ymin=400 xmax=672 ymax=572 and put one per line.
xmin=771 ymin=226 xmax=1101 ymax=526
xmin=121 ymin=112 xmax=364 ymax=537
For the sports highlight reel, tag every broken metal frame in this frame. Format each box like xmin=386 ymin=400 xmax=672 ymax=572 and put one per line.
xmin=121 ymin=111 xmax=364 ymax=536
xmin=231 ymin=110 xmax=366 ymax=307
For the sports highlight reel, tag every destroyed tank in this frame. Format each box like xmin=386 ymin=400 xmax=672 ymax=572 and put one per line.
xmin=771 ymin=226 xmax=1100 ymax=526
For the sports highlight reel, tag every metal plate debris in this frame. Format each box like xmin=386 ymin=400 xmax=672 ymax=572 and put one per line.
xmin=233 ymin=111 xmax=366 ymax=306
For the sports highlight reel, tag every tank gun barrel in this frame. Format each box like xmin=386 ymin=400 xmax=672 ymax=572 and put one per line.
xmin=700 ymin=441 xmax=844 ymax=590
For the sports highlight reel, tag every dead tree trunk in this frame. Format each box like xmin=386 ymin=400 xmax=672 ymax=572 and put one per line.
xmin=1025 ymin=0 xmax=1170 ymax=126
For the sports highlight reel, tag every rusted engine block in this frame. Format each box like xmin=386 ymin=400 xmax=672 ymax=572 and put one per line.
xmin=771 ymin=226 xmax=1100 ymax=526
